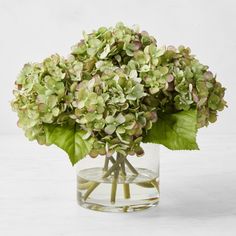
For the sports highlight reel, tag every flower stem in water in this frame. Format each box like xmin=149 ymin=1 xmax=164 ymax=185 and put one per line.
xmin=119 ymin=154 xmax=131 ymax=199
xmin=103 ymin=155 xmax=126 ymax=178
xmin=83 ymin=182 xmax=100 ymax=201
xmin=124 ymin=159 xmax=139 ymax=175
xmin=110 ymin=168 xmax=119 ymax=204
xmin=103 ymin=156 xmax=109 ymax=171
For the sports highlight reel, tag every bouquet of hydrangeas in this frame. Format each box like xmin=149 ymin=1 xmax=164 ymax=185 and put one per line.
xmin=11 ymin=23 xmax=226 ymax=163
xmin=11 ymin=23 xmax=226 ymax=209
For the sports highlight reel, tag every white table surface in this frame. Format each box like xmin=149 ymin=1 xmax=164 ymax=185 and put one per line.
xmin=0 ymin=134 xmax=236 ymax=236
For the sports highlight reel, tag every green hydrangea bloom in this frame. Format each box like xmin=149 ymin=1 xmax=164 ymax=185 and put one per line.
xmin=156 ymin=45 xmax=226 ymax=127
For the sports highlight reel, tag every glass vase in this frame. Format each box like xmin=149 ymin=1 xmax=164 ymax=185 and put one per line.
xmin=76 ymin=143 xmax=160 ymax=212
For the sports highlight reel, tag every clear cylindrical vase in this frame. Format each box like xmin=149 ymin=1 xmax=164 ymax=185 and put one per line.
xmin=76 ymin=143 xmax=160 ymax=212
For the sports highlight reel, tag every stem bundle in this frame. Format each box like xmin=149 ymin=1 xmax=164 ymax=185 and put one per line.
xmin=82 ymin=153 xmax=158 ymax=205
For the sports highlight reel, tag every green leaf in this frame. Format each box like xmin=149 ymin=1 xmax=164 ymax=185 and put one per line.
xmin=143 ymin=109 xmax=199 ymax=150
xmin=44 ymin=124 xmax=94 ymax=165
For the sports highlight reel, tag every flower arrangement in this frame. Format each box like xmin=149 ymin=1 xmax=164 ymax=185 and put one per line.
xmin=11 ymin=23 xmax=226 ymax=210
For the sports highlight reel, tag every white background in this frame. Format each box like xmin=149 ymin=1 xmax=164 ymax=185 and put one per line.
xmin=0 ymin=0 xmax=236 ymax=235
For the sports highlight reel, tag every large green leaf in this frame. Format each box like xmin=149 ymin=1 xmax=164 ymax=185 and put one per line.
xmin=44 ymin=124 xmax=94 ymax=165
xmin=143 ymin=109 xmax=199 ymax=150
